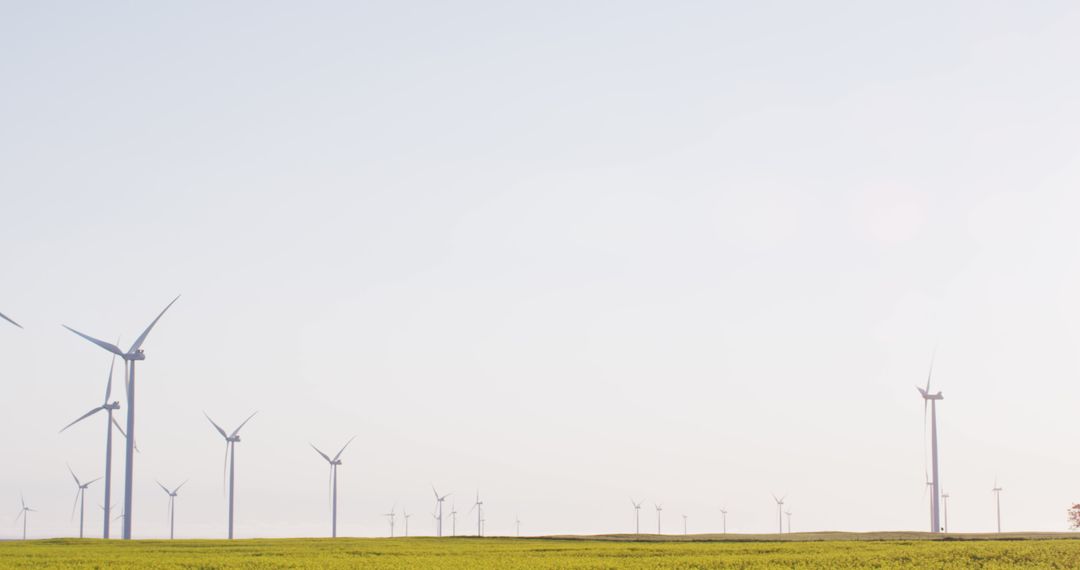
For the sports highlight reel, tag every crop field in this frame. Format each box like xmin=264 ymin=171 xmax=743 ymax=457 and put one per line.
xmin=3 ymin=535 xmax=1080 ymax=568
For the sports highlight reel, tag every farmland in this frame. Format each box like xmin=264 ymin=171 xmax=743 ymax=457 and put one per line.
xmin=3 ymin=534 xmax=1080 ymax=569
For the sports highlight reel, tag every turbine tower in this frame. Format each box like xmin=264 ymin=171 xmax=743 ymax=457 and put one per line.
xmin=431 ymin=486 xmax=450 ymax=537
xmin=403 ymin=508 xmax=411 ymax=537
xmin=992 ymin=479 xmax=1003 ymax=533
xmin=157 ymin=480 xmax=186 ymax=539
xmin=516 ymin=514 xmax=521 ymax=537
xmin=383 ymin=506 xmax=396 ymax=537
xmin=449 ymin=503 xmax=458 ymax=536
xmin=16 ymin=495 xmax=34 ymax=540
xmin=60 ymin=351 xmax=126 ymax=538
xmin=63 ymin=295 xmax=179 ymax=539
xmin=785 ymin=510 xmax=793 ymax=534
xmin=771 ymin=494 xmax=786 ymax=534
xmin=470 ymin=491 xmax=484 ymax=537
xmin=631 ymin=498 xmax=643 ymax=534
xmin=682 ymin=514 xmax=688 ymax=535
xmin=0 ymin=310 xmax=21 ymax=329
xmin=654 ymin=504 xmax=663 ymax=534
xmin=311 ymin=436 xmax=356 ymax=538
xmin=67 ymin=466 xmax=101 ymax=539
xmin=205 ymin=411 xmax=257 ymax=539
xmin=720 ymin=507 xmax=728 ymax=534
xmin=941 ymin=490 xmax=950 ymax=535
xmin=916 ymin=352 xmax=944 ymax=533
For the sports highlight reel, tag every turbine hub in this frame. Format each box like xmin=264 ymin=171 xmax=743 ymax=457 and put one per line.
xmin=128 ymin=349 xmax=146 ymax=361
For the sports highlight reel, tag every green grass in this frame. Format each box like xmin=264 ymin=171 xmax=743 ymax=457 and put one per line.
xmin=3 ymin=535 xmax=1080 ymax=568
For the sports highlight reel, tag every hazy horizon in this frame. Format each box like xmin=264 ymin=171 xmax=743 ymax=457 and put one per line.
xmin=3 ymin=1 xmax=1080 ymax=539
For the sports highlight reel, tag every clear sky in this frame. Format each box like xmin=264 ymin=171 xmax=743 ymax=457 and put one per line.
xmin=3 ymin=1 xmax=1080 ymax=539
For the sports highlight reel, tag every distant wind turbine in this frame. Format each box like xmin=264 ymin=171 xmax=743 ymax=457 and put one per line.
xmin=403 ymin=508 xmax=411 ymax=537
xmin=785 ymin=510 xmax=793 ymax=534
xmin=631 ymin=499 xmax=643 ymax=534
xmin=992 ymin=479 xmax=1003 ymax=533
xmin=67 ymin=466 xmax=101 ymax=538
xmin=311 ymin=436 xmax=356 ymax=538
xmin=63 ymin=295 xmax=180 ymax=539
xmin=470 ymin=491 xmax=484 ymax=537
xmin=654 ymin=504 xmax=663 ymax=534
xmin=449 ymin=503 xmax=458 ymax=536
xmin=15 ymin=495 xmax=35 ymax=540
xmin=60 ymin=350 xmax=125 ymax=538
xmin=771 ymin=494 xmax=786 ymax=534
xmin=205 ymin=411 xmax=257 ymax=539
xmin=916 ymin=351 xmax=944 ymax=533
xmin=720 ymin=507 xmax=728 ymax=534
xmin=157 ymin=480 xmax=186 ymax=539
xmin=383 ymin=506 xmax=396 ymax=537
xmin=682 ymin=514 xmax=688 ymax=535
xmin=431 ymin=486 xmax=451 ymax=537
xmin=0 ymin=310 xmax=21 ymax=329
xmin=941 ymin=492 xmax=950 ymax=533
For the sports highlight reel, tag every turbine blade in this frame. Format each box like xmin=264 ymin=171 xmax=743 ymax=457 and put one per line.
xmin=110 ymin=416 xmax=139 ymax=452
xmin=310 ymin=444 xmax=332 ymax=464
xmin=158 ymin=481 xmax=171 ymax=495
xmin=1 ymin=311 xmax=22 ymax=329
xmin=204 ymin=412 xmax=228 ymax=439
xmin=174 ymin=480 xmax=188 ymax=494
xmin=333 ymin=435 xmax=356 ymax=461
xmin=68 ymin=464 xmax=81 ymax=487
xmin=128 ymin=295 xmax=180 ymax=354
xmin=63 ymin=326 xmax=125 ymax=357
xmin=71 ymin=489 xmax=80 ymax=521
xmin=230 ymin=411 xmax=258 ymax=437
xmin=60 ymin=406 xmax=105 ymax=433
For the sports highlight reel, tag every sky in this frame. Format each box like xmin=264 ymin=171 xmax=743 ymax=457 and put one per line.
xmin=2 ymin=0 xmax=1080 ymax=539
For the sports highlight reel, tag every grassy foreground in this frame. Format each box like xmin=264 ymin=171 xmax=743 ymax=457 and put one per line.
xmin=3 ymin=535 xmax=1080 ymax=568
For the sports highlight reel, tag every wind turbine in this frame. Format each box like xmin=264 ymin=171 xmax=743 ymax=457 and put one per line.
xmin=60 ymin=351 xmax=125 ymax=538
xmin=311 ymin=436 xmax=356 ymax=538
xmin=205 ymin=411 xmax=257 ymax=539
xmin=470 ymin=491 xmax=484 ymax=537
xmin=63 ymin=295 xmax=179 ymax=539
xmin=0 ymin=310 xmax=21 ymax=329
xmin=431 ymin=486 xmax=450 ymax=537
xmin=771 ymin=494 xmax=786 ymax=534
xmin=682 ymin=514 xmax=688 ymax=535
xmin=449 ymin=502 xmax=458 ymax=536
xmin=916 ymin=351 xmax=944 ymax=533
xmin=992 ymin=479 xmax=1003 ymax=533
xmin=157 ymin=480 xmax=186 ymax=539
xmin=67 ymin=466 xmax=101 ymax=539
xmin=720 ymin=507 xmax=728 ymax=534
xmin=785 ymin=510 xmax=793 ymax=534
xmin=941 ymin=492 xmax=950 ymax=533
xmin=654 ymin=504 xmax=663 ymax=534
xmin=631 ymin=498 xmax=643 ymax=534
xmin=383 ymin=506 xmax=396 ymax=537
xmin=516 ymin=514 xmax=521 ymax=537
xmin=403 ymin=508 xmax=411 ymax=537
xmin=15 ymin=495 xmax=35 ymax=540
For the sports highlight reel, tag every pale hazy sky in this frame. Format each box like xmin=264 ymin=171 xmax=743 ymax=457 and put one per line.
xmin=3 ymin=1 xmax=1080 ymax=539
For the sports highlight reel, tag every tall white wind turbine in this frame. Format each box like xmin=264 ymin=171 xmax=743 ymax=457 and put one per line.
xmin=311 ymin=436 xmax=356 ymax=538
xmin=631 ymin=499 xmax=643 ymax=534
xmin=0 ymin=310 xmax=21 ymax=329
xmin=771 ymin=494 xmax=786 ymax=534
xmin=157 ymin=480 xmax=186 ymax=539
xmin=992 ymin=479 xmax=1003 ymax=533
xmin=941 ymin=492 xmax=950 ymax=533
xmin=916 ymin=352 xmax=944 ymax=533
xmin=720 ymin=507 xmax=728 ymax=534
xmin=470 ymin=491 xmax=484 ymax=537
xmin=383 ymin=506 xmax=396 ymax=537
xmin=785 ymin=510 xmax=793 ymax=534
xmin=654 ymin=504 xmax=663 ymax=534
xmin=60 ymin=351 xmax=125 ymax=538
xmin=449 ymin=503 xmax=457 ymax=536
xmin=16 ymin=495 xmax=35 ymax=540
xmin=516 ymin=515 xmax=521 ymax=537
xmin=67 ymin=466 xmax=101 ymax=539
xmin=682 ymin=514 xmax=688 ymax=535
xmin=431 ymin=486 xmax=451 ymax=537
xmin=63 ymin=296 xmax=179 ymax=539
xmin=403 ymin=508 xmax=411 ymax=537
xmin=205 ymin=411 xmax=257 ymax=539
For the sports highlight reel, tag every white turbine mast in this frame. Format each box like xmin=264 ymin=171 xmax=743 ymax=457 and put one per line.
xmin=431 ymin=486 xmax=451 ymax=537
xmin=631 ymin=498 xmax=644 ymax=534
xmin=63 ymin=295 xmax=180 ymax=539
xmin=916 ymin=350 xmax=944 ymax=533
xmin=720 ymin=507 xmax=728 ymax=534
xmin=654 ymin=503 xmax=663 ymax=535
xmin=992 ymin=478 xmax=1004 ymax=533
xmin=156 ymin=480 xmax=187 ymax=539
xmin=311 ymin=436 xmax=356 ymax=538
xmin=205 ymin=411 xmax=257 ymax=540
xmin=16 ymin=495 xmax=35 ymax=540
xmin=772 ymin=494 xmax=786 ymax=534
xmin=67 ymin=465 xmax=101 ymax=539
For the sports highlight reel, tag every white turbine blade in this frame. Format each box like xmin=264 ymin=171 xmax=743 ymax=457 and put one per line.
xmin=63 ymin=326 xmax=125 ymax=356
xmin=157 ymin=481 xmax=171 ymax=495
xmin=311 ymin=444 xmax=332 ymax=464
xmin=204 ymin=412 xmax=229 ymax=439
xmin=84 ymin=478 xmax=101 ymax=488
xmin=230 ymin=411 xmax=258 ymax=437
xmin=432 ymin=486 xmax=440 ymax=501
xmin=0 ymin=311 xmax=22 ymax=329
xmin=14 ymin=510 xmax=23 ymax=523
xmin=332 ymin=435 xmax=357 ymax=461
xmin=128 ymin=295 xmax=180 ymax=354
xmin=103 ymin=351 xmax=118 ymax=404
xmin=68 ymin=464 xmax=81 ymax=487
xmin=70 ymin=489 xmax=81 ymax=521
xmin=174 ymin=480 xmax=189 ymax=494
xmin=222 ymin=443 xmax=230 ymax=496
xmin=111 ymin=416 xmax=139 ymax=452
xmin=60 ymin=406 xmax=105 ymax=433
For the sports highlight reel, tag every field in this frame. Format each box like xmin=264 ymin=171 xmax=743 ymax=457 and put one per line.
xmin=3 ymin=534 xmax=1080 ymax=568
